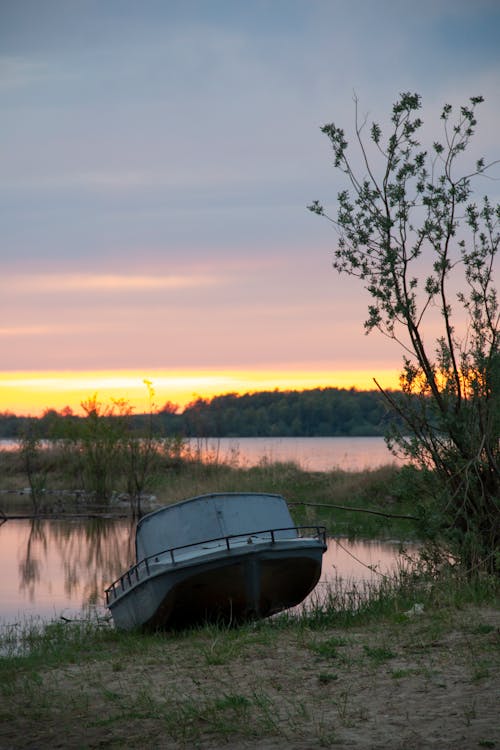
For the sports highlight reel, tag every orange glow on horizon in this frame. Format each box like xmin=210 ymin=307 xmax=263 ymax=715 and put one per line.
xmin=0 ymin=368 xmax=401 ymax=416
xmin=8 ymin=272 xmax=219 ymax=293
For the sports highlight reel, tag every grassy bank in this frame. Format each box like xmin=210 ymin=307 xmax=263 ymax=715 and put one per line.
xmin=2 ymin=441 xmax=498 ymax=747
xmin=0 ymin=443 xmax=419 ymax=539
xmin=1 ymin=570 xmax=498 ymax=749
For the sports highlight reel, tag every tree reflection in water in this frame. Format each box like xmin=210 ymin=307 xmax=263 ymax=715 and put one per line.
xmin=6 ymin=519 xmax=418 ymax=621
xmin=16 ymin=518 xmax=135 ymax=609
xmin=18 ymin=520 xmax=46 ymax=600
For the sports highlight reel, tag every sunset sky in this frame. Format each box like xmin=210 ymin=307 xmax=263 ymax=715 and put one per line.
xmin=2 ymin=1 xmax=499 ymax=415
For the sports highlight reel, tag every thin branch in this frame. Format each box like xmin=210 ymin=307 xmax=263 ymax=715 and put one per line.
xmin=288 ymin=501 xmax=418 ymax=521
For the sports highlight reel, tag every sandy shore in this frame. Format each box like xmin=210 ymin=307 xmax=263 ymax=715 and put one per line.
xmin=1 ymin=604 xmax=499 ymax=749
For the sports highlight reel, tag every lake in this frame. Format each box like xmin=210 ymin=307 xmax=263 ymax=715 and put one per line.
xmin=186 ymin=436 xmax=402 ymax=472
xmin=0 ymin=518 xmax=416 ymax=626
xmin=0 ymin=435 xmax=402 ymax=473
xmin=0 ymin=437 xmax=407 ymax=626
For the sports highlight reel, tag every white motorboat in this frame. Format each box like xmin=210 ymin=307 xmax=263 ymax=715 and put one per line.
xmin=105 ymin=492 xmax=326 ymax=630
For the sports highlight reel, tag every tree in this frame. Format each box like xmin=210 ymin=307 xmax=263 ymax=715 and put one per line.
xmin=158 ymin=400 xmax=180 ymax=415
xmin=78 ymin=394 xmax=130 ymax=502
xmin=309 ymin=93 xmax=499 ymax=574
xmin=121 ymin=380 xmax=162 ymax=518
xmin=18 ymin=421 xmax=47 ymax=514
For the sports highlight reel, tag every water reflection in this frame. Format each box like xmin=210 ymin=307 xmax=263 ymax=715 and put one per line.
xmin=1 ymin=518 xmax=135 ymax=622
xmin=321 ymin=537 xmax=410 ymax=582
xmin=1 ymin=436 xmax=402 ymax=472
xmin=18 ymin=520 xmax=45 ymax=598
xmin=186 ymin=436 xmax=402 ymax=472
xmin=1 ymin=518 xmax=418 ymax=625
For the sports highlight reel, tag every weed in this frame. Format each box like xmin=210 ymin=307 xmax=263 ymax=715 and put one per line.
xmin=463 ymin=699 xmax=477 ymax=727
xmin=472 ymin=664 xmax=491 ymax=681
xmin=335 ymin=690 xmax=352 ymax=726
xmin=318 ymin=672 xmax=339 ymax=684
xmin=314 ymin=712 xmax=339 ymax=748
xmin=363 ymin=645 xmax=397 ymax=663
xmin=469 ymin=623 xmax=496 ymax=635
xmin=214 ymin=692 xmax=251 ymax=712
xmin=196 ymin=623 xmax=258 ymax=665
xmin=308 ymin=636 xmax=348 ymax=660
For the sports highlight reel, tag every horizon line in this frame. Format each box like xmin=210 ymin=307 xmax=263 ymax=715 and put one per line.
xmin=0 ymin=367 xmax=401 ymax=417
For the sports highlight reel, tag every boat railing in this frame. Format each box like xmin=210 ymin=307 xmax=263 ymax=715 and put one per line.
xmin=105 ymin=525 xmax=326 ymax=604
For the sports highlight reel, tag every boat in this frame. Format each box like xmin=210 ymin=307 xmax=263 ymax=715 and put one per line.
xmin=105 ymin=492 xmax=327 ymax=630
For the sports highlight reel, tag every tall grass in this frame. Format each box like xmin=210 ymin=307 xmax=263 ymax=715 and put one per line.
xmin=277 ymin=557 xmax=499 ymax=631
xmin=2 ymin=560 xmax=497 ymax=670
xmin=0 ymin=443 xmax=419 ymax=538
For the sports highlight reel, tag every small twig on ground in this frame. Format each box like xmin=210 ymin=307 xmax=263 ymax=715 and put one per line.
xmin=60 ymin=615 xmax=112 ymax=624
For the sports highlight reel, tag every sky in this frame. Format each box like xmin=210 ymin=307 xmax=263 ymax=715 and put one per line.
xmin=1 ymin=0 xmax=499 ymax=415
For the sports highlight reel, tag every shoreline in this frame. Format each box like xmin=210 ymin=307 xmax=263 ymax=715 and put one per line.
xmin=1 ymin=599 xmax=498 ymax=749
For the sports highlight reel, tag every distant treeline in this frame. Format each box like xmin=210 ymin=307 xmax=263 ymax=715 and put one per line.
xmin=0 ymin=388 xmax=398 ymax=439
xmin=165 ymin=388 xmax=396 ymax=437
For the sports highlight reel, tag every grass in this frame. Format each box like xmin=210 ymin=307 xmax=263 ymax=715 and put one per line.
xmin=0 ymin=442 xmax=419 ymax=540
xmin=1 ymin=566 xmax=497 ymax=676
xmin=0 ymin=568 xmax=498 ymax=748
xmin=1 ymin=447 xmax=498 ymax=746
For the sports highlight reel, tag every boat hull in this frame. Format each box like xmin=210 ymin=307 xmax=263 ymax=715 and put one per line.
xmin=108 ymin=540 xmax=323 ymax=630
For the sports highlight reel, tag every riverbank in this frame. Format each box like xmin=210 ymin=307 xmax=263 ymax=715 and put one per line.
xmin=0 ymin=442 xmax=419 ymax=540
xmin=1 ymin=573 xmax=498 ymax=749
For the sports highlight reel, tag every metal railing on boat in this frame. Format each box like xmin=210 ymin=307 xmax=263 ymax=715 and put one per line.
xmin=105 ymin=525 xmax=326 ymax=605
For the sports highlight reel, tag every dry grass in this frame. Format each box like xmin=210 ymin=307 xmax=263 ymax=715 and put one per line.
xmin=0 ymin=444 xmax=414 ymax=539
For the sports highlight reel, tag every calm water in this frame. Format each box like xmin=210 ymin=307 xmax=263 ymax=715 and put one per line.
xmin=0 ymin=437 xmax=406 ymax=625
xmin=0 ymin=436 xmax=401 ymax=472
xmin=186 ymin=436 xmax=402 ymax=471
xmin=0 ymin=518 xmax=415 ymax=625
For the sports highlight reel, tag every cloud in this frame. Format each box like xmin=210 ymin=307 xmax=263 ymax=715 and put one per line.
xmin=0 ymin=0 xmax=498 ymax=400
xmin=0 ymin=325 xmax=71 ymax=337
xmin=4 ymin=273 xmax=222 ymax=294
